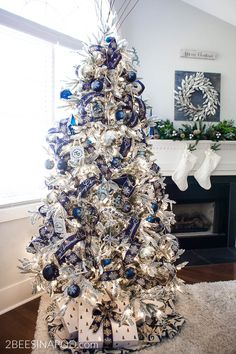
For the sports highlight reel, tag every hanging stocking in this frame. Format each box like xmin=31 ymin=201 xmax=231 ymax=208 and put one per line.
xmin=194 ymin=148 xmax=221 ymax=190
xmin=172 ymin=148 xmax=197 ymax=191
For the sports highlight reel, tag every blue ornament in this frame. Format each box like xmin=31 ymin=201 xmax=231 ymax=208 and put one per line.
xmin=126 ymin=71 xmax=137 ymax=82
xmin=151 ymin=202 xmax=159 ymax=213
xmin=91 ymin=80 xmax=103 ymax=92
xmin=70 ymin=115 xmax=77 ymax=126
xmin=57 ymin=159 xmax=67 ymax=171
xmin=67 ymin=284 xmax=81 ymax=298
xmin=115 ymin=110 xmax=125 ymax=121
xmin=146 ymin=215 xmax=155 ymax=223
xmin=60 ymin=89 xmax=72 ymax=100
xmin=45 ymin=159 xmax=54 ymax=169
xmin=122 ymin=203 xmax=132 ymax=213
xmin=105 ymin=36 xmax=113 ymax=43
xmin=111 ymin=157 xmax=121 ymax=168
xmin=86 ymin=138 xmax=94 ymax=145
xmin=42 ymin=264 xmax=59 ymax=281
xmin=146 ymin=215 xmax=161 ymax=223
xmin=125 ymin=267 xmax=136 ymax=279
xmin=102 ymin=258 xmax=111 ymax=267
xmin=73 ymin=207 xmax=82 ymax=219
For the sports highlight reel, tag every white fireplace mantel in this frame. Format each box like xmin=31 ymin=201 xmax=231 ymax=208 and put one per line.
xmin=150 ymin=140 xmax=236 ymax=176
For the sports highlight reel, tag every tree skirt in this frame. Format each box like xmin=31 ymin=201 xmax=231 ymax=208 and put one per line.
xmin=32 ymin=281 xmax=236 ymax=354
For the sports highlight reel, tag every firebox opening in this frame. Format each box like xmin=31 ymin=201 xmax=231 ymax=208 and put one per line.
xmin=172 ymin=202 xmax=215 ymax=237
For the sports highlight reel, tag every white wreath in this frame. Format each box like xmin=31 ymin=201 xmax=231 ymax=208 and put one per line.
xmin=174 ymin=72 xmax=220 ymax=121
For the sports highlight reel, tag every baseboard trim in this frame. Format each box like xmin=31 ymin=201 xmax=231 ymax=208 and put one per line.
xmin=0 ymin=278 xmax=43 ymax=315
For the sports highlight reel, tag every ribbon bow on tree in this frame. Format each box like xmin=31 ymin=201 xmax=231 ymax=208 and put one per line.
xmin=90 ymin=300 xmax=122 ymax=348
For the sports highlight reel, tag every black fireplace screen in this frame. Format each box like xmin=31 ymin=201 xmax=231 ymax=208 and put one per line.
xmin=172 ymin=202 xmax=215 ymax=235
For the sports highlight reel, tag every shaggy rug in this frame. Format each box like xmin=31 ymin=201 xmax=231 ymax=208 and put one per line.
xmin=32 ymin=281 xmax=236 ymax=354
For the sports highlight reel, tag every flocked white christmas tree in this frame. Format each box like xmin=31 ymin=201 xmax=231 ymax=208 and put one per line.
xmin=19 ymin=2 xmax=186 ymax=351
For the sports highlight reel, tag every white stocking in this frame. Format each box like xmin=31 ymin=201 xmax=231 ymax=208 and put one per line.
xmin=194 ymin=148 xmax=221 ymax=190
xmin=172 ymin=149 xmax=197 ymax=191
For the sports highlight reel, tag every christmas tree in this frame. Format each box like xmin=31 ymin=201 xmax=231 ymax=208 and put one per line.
xmin=19 ymin=4 xmax=186 ymax=351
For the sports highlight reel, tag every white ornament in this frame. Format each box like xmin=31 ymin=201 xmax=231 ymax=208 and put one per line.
xmin=103 ymin=130 xmax=116 ymax=146
xmin=79 ymin=64 xmax=94 ymax=78
xmin=53 ymin=217 xmax=67 ymax=234
xmin=70 ymin=146 xmax=84 ymax=163
xmin=139 ymin=246 xmax=156 ymax=258
xmin=92 ymin=51 xmax=106 ymax=66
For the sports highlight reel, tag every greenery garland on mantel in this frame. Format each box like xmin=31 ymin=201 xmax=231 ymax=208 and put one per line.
xmin=153 ymin=119 xmax=236 ymax=143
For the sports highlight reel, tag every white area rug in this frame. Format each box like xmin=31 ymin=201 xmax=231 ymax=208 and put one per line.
xmin=32 ymin=281 xmax=236 ymax=354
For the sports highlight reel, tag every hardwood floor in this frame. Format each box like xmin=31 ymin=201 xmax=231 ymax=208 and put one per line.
xmin=0 ymin=297 xmax=40 ymax=354
xmin=0 ymin=263 xmax=236 ymax=354
xmin=178 ymin=262 xmax=236 ymax=283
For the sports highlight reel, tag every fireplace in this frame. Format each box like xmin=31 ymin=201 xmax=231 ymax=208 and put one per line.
xmin=165 ymin=176 xmax=236 ymax=250
xmin=172 ymin=202 xmax=215 ymax=235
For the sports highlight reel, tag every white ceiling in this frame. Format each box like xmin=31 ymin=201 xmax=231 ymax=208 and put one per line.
xmin=181 ymin=0 xmax=236 ymax=27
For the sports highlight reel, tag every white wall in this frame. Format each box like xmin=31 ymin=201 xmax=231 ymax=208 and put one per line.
xmin=116 ymin=0 xmax=236 ymax=122
xmin=0 ymin=206 xmax=41 ymax=314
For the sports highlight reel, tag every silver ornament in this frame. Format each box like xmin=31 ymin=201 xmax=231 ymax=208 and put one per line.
xmin=79 ymin=64 xmax=94 ymax=78
xmin=103 ymin=130 xmax=116 ymax=146
xmin=139 ymin=246 xmax=156 ymax=259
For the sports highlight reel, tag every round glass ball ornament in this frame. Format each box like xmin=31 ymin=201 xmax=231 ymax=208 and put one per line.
xmin=91 ymin=79 xmax=103 ymax=92
xmin=79 ymin=64 xmax=94 ymax=78
xmin=125 ymin=267 xmax=136 ymax=279
xmin=111 ymin=157 xmax=121 ymax=168
xmin=67 ymin=284 xmax=81 ymax=298
xmin=146 ymin=215 xmax=155 ymax=223
xmin=72 ymin=207 xmax=82 ymax=219
xmin=151 ymin=202 xmax=159 ymax=213
xmin=42 ymin=263 xmax=59 ymax=281
xmin=139 ymin=246 xmax=156 ymax=259
xmin=102 ymin=258 xmax=111 ymax=267
xmin=126 ymin=71 xmax=137 ymax=82
xmin=115 ymin=110 xmax=125 ymax=121
xmin=60 ymin=89 xmax=72 ymax=100
xmin=105 ymin=36 xmax=113 ymax=43
xmin=122 ymin=203 xmax=132 ymax=213
xmin=45 ymin=159 xmax=54 ymax=170
xmin=57 ymin=159 xmax=67 ymax=171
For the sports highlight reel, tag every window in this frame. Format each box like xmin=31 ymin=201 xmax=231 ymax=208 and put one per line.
xmin=0 ymin=22 xmax=81 ymax=207
xmin=0 ymin=25 xmax=54 ymax=205
xmin=0 ymin=0 xmax=103 ymax=41
xmin=0 ymin=1 xmax=111 ymax=207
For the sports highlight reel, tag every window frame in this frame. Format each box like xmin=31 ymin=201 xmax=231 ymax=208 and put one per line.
xmin=0 ymin=8 xmax=83 ymax=215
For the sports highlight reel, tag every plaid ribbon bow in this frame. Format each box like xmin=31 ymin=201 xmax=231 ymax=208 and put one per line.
xmin=89 ymin=300 xmax=122 ymax=348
